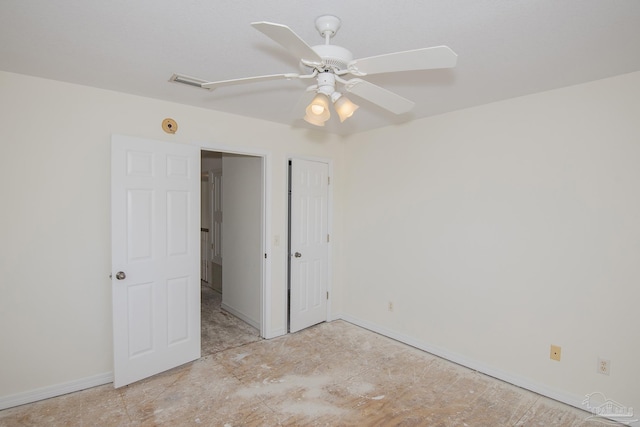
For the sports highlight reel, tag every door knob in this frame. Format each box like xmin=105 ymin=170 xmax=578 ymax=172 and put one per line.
xmin=294 ymin=252 xmax=302 ymax=258
xmin=115 ymin=271 xmax=126 ymax=280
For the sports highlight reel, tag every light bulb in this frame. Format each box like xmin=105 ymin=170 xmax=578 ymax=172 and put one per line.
xmin=311 ymin=104 xmax=325 ymax=115
xmin=305 ymin=94 xmax=330 ymax=122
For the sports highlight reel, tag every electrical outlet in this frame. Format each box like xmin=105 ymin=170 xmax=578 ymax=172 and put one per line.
xmin=388 ymin=302 xmax=394 ymax=312
xmin=597 ymin=358 xmax=611 ymax=375
xmin=550 ymin=345 xmax=561 ymax=361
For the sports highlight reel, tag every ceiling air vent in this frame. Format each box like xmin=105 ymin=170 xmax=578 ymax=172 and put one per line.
xmin=169 ymin=73 xmax=209 ymax=89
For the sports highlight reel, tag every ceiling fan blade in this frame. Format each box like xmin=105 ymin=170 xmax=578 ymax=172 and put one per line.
xmin=251 ymin=21 xmax=322 ymax=63
xmin=348 ymin=46 xmax=458 ymax=76
xmin=201 ymin=73 xmax=299 ymax=90
xmin=344 ymin=79 xmax=415 ymax=114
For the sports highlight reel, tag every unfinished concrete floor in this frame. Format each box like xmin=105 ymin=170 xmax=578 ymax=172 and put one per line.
xmin=200 ymin=284 xmax=261 ymax=356
xmin=0 ymin=319 xmax=602 ymax=426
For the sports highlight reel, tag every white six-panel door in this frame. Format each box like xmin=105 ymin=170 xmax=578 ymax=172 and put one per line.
xmin=290 ymin=159 xmax=329 ymax=333
xmin=111 ymin=135 xmax=200 ymax=388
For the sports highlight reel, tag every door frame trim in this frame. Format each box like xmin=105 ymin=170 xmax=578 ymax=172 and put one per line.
xmin=286 ymin=155 xmax=334 ymax=332
xmin=197 ymin=141 xmax=273 ymax=339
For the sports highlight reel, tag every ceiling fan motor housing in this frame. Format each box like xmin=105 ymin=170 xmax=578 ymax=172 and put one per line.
xmin=309 ymin=44 xmax=353 ymax=71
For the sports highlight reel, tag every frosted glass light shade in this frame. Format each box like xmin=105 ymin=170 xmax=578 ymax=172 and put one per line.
xmin=305 ymin=94 xmax=331 ymax=122
xmin=304 ymin=113 xmax=326 ymax=126
xmin=334 ymin=95 xmax=359 ymax=122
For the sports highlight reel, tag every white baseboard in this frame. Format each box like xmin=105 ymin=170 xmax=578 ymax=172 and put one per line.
xmin=0 ymin=372 xmax=113 ymax=411
xmin=0 ymin=317 xmax=607 ymax=419
xmin=329 ymin=312 xmax=343 ymax=322
xmin=221 ymin=302 xmax=259 ymax=330
xmin=337 ymin=314 xmax=588 ymax=413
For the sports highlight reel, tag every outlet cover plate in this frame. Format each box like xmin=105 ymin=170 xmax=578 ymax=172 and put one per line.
xmin=597 ymin=358 xmax=611 ymax=375
xmin=550 ymin=345 xmax=561 ymax=361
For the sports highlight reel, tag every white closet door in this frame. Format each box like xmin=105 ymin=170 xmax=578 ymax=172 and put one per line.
xmin=290 ymin=159 xmax=329 ymax=333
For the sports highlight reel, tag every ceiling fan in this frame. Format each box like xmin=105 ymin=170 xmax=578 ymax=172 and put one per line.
xmin=170 ymin=15 xmax=457 ymax=126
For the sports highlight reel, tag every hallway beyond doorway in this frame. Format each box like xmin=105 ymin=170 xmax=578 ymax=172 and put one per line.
xmin=201 ymin=284 xmax=261 ymax=356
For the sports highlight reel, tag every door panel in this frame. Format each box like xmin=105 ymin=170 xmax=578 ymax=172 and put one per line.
xmin=212 ymin=169 xmax=223 ymax=265
xmin=289 ymin=159 xmax=329 ymax=333
xmin=167 ymin=191 xmax=189 ymax=255
xmin=112 ymin=135 xmax=200 ymax=388
xmin=127 ymin=282 xmax=154 ymax=357
xmin=167 ymin=276 xmax=190 ymax=345
xmin=127 ymin=189 xmax=153 ymax=261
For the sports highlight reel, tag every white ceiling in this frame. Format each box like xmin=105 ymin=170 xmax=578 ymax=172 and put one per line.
xmin=1 ymin=1 xmax=639 ymax=136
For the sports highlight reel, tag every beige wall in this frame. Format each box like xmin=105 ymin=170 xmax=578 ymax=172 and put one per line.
xmin=0 ymin=71 xmax=345 ymax=403
xmin=342 ymin=71 xmax=640 ymax=411
xmin=2 ymin=68 xmax=638 ymax=414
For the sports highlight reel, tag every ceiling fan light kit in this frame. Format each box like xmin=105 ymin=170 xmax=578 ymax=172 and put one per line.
xmin=171 ymin=15 xmax=457 ymax=127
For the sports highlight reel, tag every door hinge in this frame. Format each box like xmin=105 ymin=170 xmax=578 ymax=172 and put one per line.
xmin=327 ymin=291 xmax=329 ymax=300
xmin=327 ymin=234 xmax=330 ymax=243
xmin=328 ymin=176 xmax=330 ymax=185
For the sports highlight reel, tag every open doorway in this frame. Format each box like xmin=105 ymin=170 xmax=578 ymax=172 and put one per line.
xmin=200 ymin=150 xmax=263 ymax=355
